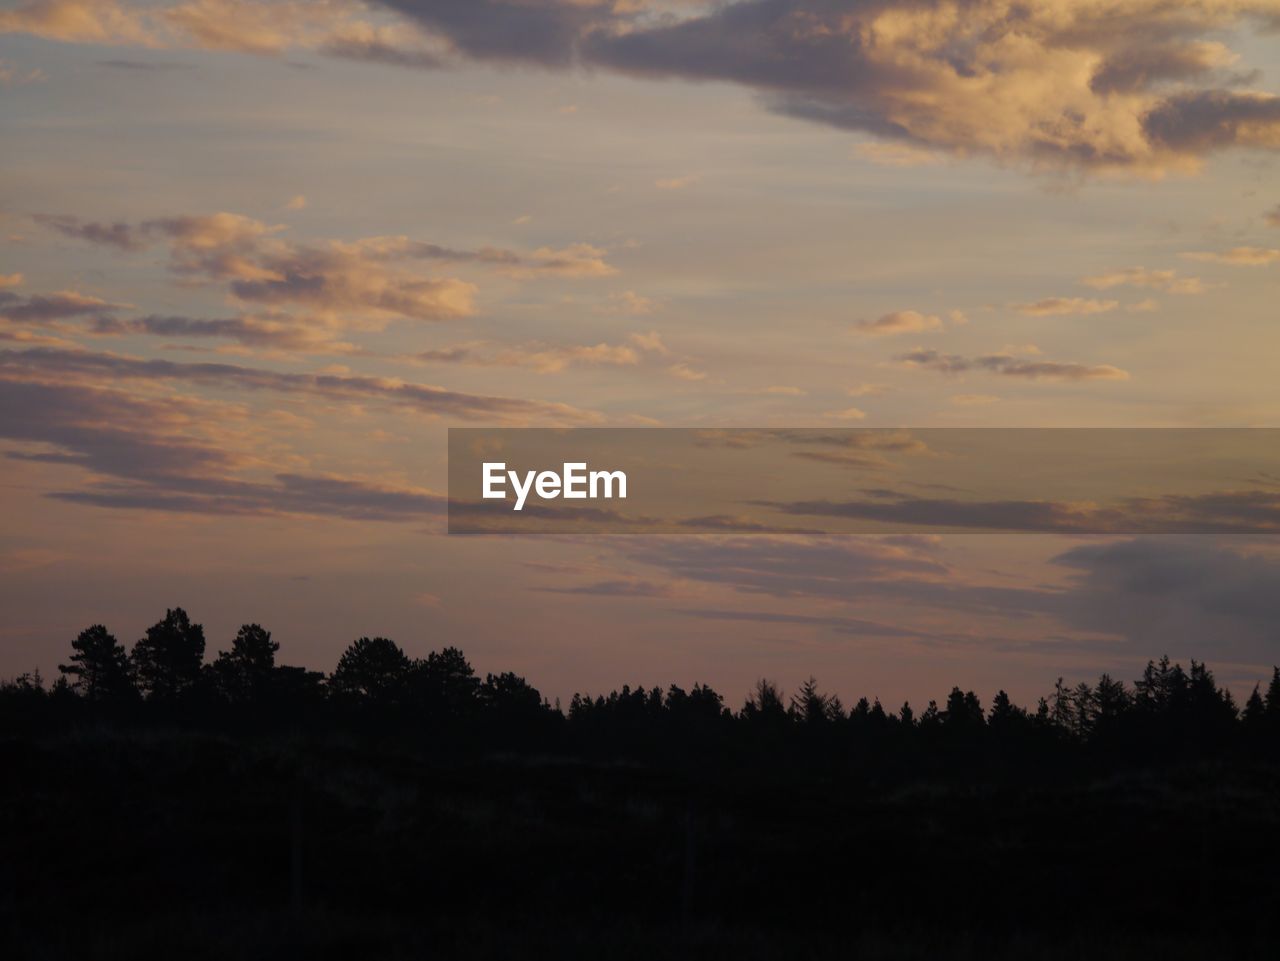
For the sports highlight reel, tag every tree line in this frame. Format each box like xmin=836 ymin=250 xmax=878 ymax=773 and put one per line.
xmin=4 ymin=607 xmax=1280 ymax=768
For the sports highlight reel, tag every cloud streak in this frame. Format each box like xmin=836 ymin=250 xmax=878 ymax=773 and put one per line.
xmin=897 ymin=347 xmax=1129 ymax=381
xmin=0 ymin=346 xmax=600 ymax=423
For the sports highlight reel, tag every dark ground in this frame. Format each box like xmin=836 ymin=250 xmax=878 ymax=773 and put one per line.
xmin=3 ymin=729 xmax=1278 ymax=960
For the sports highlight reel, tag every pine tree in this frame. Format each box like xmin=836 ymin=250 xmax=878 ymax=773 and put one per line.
xmin=58 ymin=624 xmax=134 ymax=701
xmin=130 ymin=608 xmax=206 ymax=700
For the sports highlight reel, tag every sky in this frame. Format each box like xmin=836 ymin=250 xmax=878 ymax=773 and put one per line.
xmin=2 ymin=0 xmax=1280 ymax=709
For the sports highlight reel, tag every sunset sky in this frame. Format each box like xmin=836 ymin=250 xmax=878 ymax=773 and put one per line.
xmin=3 ymin=0 xmax=1280 ymax=708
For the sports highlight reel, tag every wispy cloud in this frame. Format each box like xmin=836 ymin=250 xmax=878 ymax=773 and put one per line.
xmin=1012 ymin=297 xmax=1119 ymax=317
xmin=1081 ymin=267 xmax=1206 ymax=294
xmin=855 ymin=310 xmax=944 ymax=336
xmin=897 ymin=347 xmax=1129 ymax=381
xmin=1 ymin=346 xmax=600 ymax=423
xmin=1182 ymin=247 xmax=1280 ymax=266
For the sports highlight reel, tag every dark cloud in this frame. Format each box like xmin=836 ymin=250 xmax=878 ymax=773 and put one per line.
xmin=0 ymin=375 xmax=445 ymax=521
xmin=1050 ymin=538 xmax=1280 ymax=660
xmin=34 ymin=214 xmax=149 ymax=251
xmin=1143 ymin=90 xmax=1280 ymax=153
xmin=756 ymin=490 xmax=1280 ymax=534
xmin=0 ymin=346 xmax=598 ymax=423
xmin=896 ymin=347 xmax=1129 ymax=381
xmin=320 ymin=37 xmax=442 ymax=70
xmin=534 ymin=578 xmax=676 ymax=597
xmin=0 ymin=378 xmax=239 ymax=481
xmin=605 ymin=535 xmax=1064 ymax=626
xmin=379 ymin=0 xmax=1280 ymax=172
xmin=50 ymin=473 xmax=445 ymax=521
xmin=679 ymin=607 xmax=927 ymax=638
xmin=1090 ymin=43 xmax=1237 ymax=95
xmin=93 ymin=313 xmax=354 ymax=352
xmin=96 ymin=58 xmax=195 ymax=71
xmin=0 ymin=289 xmax=122 ymax=323
xmin=616 ymin=535 xmax=948 ymax=597
xmin=380 ymin=0 xmax=618 ymax=66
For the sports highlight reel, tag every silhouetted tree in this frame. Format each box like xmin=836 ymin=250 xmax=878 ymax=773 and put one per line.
xmin=868 ymin=698 xmax=888 ymax=727
xmin=667 ymin=683 xmax=728 ymax=725
xmin=1093 ymin=674 xmax=1129 ymax=722
xmin=329 ymin=636 xmax=410 ymax=704
xmin=1264 ymin=667 xmax=1280 ymax=718
xmin=943 ymin=687 xmax=984 ymax=730
xmin=408 ymin=646 xmax=481 ymax=721
xmin=1242 ymin=684 xmax=1266 ymax=728
xmin=482 ymin=671 xmax=543 ymax=715
xmin=1071 ymin=682 xmax=1095 ymax=738
xmin=59 ymin=624 xmax=134 ymax=702
xmin=790 ymin=677 xmax=843 ymax=724
xmin=988 ymin=689 xmax=1024 ymax=730
xmin=130 ymin=608 xmax=206 ymax=701
xmin=742 ymin=679 xmax=788 ymax=725
xmin=212 ymin=624 xmax=278 ymax=704
xmin=1050 ymin=677 xmax=1074 ymax=731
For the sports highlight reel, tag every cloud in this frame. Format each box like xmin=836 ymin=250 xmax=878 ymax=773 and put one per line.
xmin=949 ymin=394 xmax=999 ymax=406
xmin=9 ymin=2 xmax=1280 ymax=174
xmin=0 ymin=374 xmax=448 ymax=519
xmin=534 ymin=578 xmax=678 ymax=598
xmin=35 ymin=214 xmax=151 ymax=251
xmin=1182 ymin=246 xmax=1280 ymax=266
xmin=512 ymin=243 xmax=617 ymax=278
xmin=0 ymin=0 xmax=445 ymax=66
xmin=0 ymin=346 xmax=600 ymax=423
xmin=93 ymin=312 xmax=362 ymax=354
xmin=0 ymin=0 xmax=157 ymax=46
xmin=0 ymin=57 xmax=46 ymax=85
xmin=0 ymin=290 xmax=124 ymax=323
xmin=50 ymin=472 xmax=447 ymax=520
xmin=1142 ymin=89 xmax=1280 ymax=155
xmin=576 ymin=0 xmax=1280 ymax=174
xmin=284 ymin=194 xmax=308 ymax=210
xmin=1050 ymin=538 xmax=1280 ymax=658
xmin=855 ymin=309 xmax=943 ymax=336
xmin=847 ymin=383 xmax=889 ymax=398
xmin=668 ymin=362 xmax=707 ymax=381
xmin=1081 ymin=266 xmax=1206 ymax=294
xmin=602 ymin=290 xmax=658 ymax=315
xmin=824 ymin=407 xmax=867 ymax=421
xmin=95 ymin=57 xmax=194 ymax=70
xmin=654 ymin=175 xmax=698 ymax=190
xmin=0 ymin=275 xmax=25 ymax=289
xmin=1012 ymin=297 xmax=1119 ymax=317
xmin=615 ymin=534 xmax=951 ymax=599
xmin=1267 ymin=204 xmax=1280 ymax=228
xmin=34 ymin=211 xmax=621 ymax=345
xmin=757 ymin=489 xmax=1280 ymax=534
xmin=381 ymin=0 xmax=616 ymax=67
xmin=415 ymin=331 xmax=671 ymax=373
xmin=897 ymin=347 xmax=1129 ymax=381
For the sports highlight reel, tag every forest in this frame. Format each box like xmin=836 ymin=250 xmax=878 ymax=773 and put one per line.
xmin=3 ymin=608 xmax=1280 ymax=959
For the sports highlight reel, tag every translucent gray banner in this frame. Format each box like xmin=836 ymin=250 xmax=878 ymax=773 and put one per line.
xmin=447 ymin=428 xmax=1280 ymax=534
